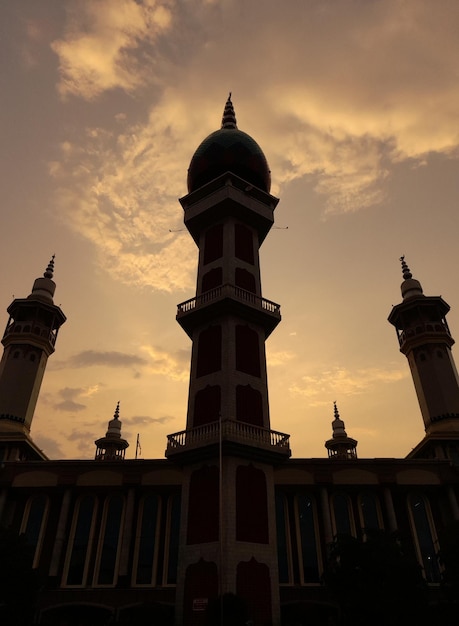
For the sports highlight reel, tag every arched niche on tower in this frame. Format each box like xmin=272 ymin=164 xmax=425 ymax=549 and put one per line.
xmin=203 ymin=224 xmax=223 ymax=264
xmin=196 ymin=326 xmax=222 ymax=377
xmin=184 ymin=559 xmax=218 ymax=624
xmin=194 ymin=385 xmax=221 ymax=426
xmin=187 ymin=465 xmax=219 ymax=544
xmin=235 ymin=267 xmax=256 ymax=293
xmin=236 ymin=384 xmax=263 ymax=426
xmin=236 ymin=464 xmax=268 ymax=543
xmin=234 ymin=223 xmax=254 ymax=264
xmin=236 ymin=558 xmax=271 ymax=626
xmin=235 ymin=325 xmax=260 ymax=377
xmin=202 ymin=267 xmax=222 ymax=293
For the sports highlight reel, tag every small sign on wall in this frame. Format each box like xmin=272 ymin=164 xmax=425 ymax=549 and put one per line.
xmin=193 ymin=598 xmax=208 ymax=612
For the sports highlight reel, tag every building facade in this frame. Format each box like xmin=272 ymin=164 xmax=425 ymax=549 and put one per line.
xmin=0 ymin=98 xmax=458 ymax=626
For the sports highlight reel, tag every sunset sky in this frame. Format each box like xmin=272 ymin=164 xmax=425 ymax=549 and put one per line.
xmin=2 ymin=0 xmax=459 ymax=461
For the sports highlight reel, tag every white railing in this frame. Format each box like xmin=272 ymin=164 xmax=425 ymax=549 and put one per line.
xmin=166 ymin=419 xmax=290 ymax=455
xmin=176 ymin=284 xmax=280 ymax=317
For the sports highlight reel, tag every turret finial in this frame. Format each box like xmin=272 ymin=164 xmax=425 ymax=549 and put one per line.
xmin=221 ymin=93 xmax=237 ymax=129
xmin=399 ymin=255 xmax=423 ymax=300
xmin=333 ymin=400 xmax=340 ymax=421
xmin=44 ymin=255 xmax=55 ymax=279
xmin=400 ymin=255 xmax=412 ymax=280
xmin=114 ymin=401 xmax=120 ymax=420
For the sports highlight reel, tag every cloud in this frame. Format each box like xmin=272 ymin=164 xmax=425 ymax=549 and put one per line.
xmin=267 ymin=350 xmax=296 ymax=367
xmin=47 ymin=0 xmax=459 ymax=288
xmin=63 ymin=350 xmax=147 ymax=368
xmin=289 ymin=365 xmax=408 ymax=405
xmin=50 ymin=385 xmax=102 ymax=411
xmin=124 ymin=414 xmax=173 ymax=425
xmin=51 ymin=0 xmax=174 ymax=100
xmin=141 ymin=345 xmax=189 ymax=381
xmin=33 ymin=435 xmax=65 ymax=459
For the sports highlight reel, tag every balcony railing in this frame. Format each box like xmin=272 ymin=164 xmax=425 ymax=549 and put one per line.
xmin=396 ymin=320 xmax=451 ymax=347
xmin=166 ymin=419 xmax=290 ymax=456
xmin=176 ymin=284 xmax=280 ymax=317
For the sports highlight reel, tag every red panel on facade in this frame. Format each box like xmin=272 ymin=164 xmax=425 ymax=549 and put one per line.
xmin=236 ymin=465 xmax=269 ymax=543
xmin=237 ymin=558 xmax=272 ymax=626
xmin=194 ymin=385 xmax=221 ymax=426
xmin=202 ymin=267 xmax=223 ymax=293
xmin=236 ymin=384 xmax=263 ymax=426
xmin=235 ymin=267 xmax=256 ymax=293
xmin=187 ymin=465 xmax=219 ymax=544
xmin=204 ymin=224 xmax=223 ymax=264
xmin=184 ymin=559 xmax=218 ymax=626
xmin=196 ymin=326 xmax=222 ymax=377
xmin=235 ymin=223 xmax=254 ymax=264
xmin=235 ymin=325 xmax=260 ymax=377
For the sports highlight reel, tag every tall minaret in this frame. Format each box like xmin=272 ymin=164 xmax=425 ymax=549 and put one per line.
xmin=325 ymin=402 xmax=358 ymax=459
xmin=95 ymin=402 xmax=129 ymax=461
xmin=388 ymin=257 xmax=459 ymax=458
xmin=166 ymin=96 xmax=289 ymax=626
xmin=0 ymin=257 xmax=66 ymax=460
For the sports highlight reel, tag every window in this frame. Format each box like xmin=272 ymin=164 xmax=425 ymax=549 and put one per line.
xmin=358 ymin=493 xmax=383 ymax=535
xmin=95 ymin=495 xmax=124 ymax=586
xmin=332 ymin=493 xmax=355 ymax=538
xmin=202 ymin=267 xmax=222 ymax=293
xmin=187 ymin=466 xmax=219 ymax=544
xmin=295 ymin=494 xmax=321 ymax=583
xmin=165 ymin=494 xmax=181 ymax=585
xmin=64 ymin=495 xmax=97 ymax=586
xmin=194 ymin=385 xmax=221 ymax=426
xmin=275 ymin=493 xmax=291 ymax=583
xmin=235 ymin=268 xmax=256 ymax=293
xmin=408 ymin=493 xmax=441 ymax=582
xmin=21 ymin=494 xmax=48 ymax=568
xmin=236 ymin=385 xmax=263 ymax=426
xmin=133 ymin=495 xmax=161 ymax=586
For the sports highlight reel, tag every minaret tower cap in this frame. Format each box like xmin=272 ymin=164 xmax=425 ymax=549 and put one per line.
xmin=400 ymin=256 xmax=423 ymax=300
xmin=29 ymin=255 xmax=57 ymax=302
xmin=221 ymin=93 xmax=238 ymax=129
xmin=325 ymin=402 xmax=358 ymax=459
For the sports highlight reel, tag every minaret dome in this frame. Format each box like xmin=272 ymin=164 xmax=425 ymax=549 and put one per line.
xmin=187 ymin=93 xmax=271 ymax=193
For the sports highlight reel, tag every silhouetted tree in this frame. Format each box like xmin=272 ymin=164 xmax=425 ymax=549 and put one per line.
xmin=0 ymin=526 xmax=39 ymax=625
xmin=323 ymin=530 xmax=427 ymax=626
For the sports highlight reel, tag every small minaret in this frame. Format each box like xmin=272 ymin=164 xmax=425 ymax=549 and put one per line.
xmin=388 ymin=257 xmax=459 ymax=443
xmin=0 ymin=257 xmax=66 ymax=460
xmin=95 ymin=402 xmax=129 ymax=461
xmin=325 ymin=402 xmax=358 ymax=459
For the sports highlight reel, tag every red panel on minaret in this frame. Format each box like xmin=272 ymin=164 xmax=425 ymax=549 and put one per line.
xmin=194 ymin=385 xmax=221 ymax=426
xmin=237 ymin=558 xmax=272 ymax=625
xmin=187 ymin=465 xmax=219 ymax=544
xmin=196 ymin=326 xmax=222 ymax=377
xmin=236 ymin=465 xmax=269 ymax=543
xmin=235 ymin=326 xmax=260 ymax=377
xmin=184 ymin=559 xmax=218 ymax=626
xmin=236 ymin=385 xmax=263 ymax=426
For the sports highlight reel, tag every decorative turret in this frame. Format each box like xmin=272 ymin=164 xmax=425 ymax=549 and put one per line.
xmin=325 ymin=402 xmax=358 ymax=459
xmin=0 ymin=257 xmax=66 ymax=460
xmin=95 ymin=402 xmax=129 ymax=461
xmin=388 ymin=257 xmax=459 ymax=458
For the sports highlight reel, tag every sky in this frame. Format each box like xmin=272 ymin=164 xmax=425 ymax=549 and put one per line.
xmin=2 ymin=0 xmax=459 ymax=461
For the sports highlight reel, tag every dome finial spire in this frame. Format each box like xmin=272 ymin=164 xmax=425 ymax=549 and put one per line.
xmin=44 ymin=255 xmax=55 ymax=279
xmin=399 ymin=255 xmax=423 ymax=300
xmin=221 ymin=93 xmax=237 ymax=129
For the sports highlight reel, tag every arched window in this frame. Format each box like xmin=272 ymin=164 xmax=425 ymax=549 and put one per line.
xmin=275 ymin=493 xmax=291 ymax=584
xmin=331 ymin=493 xmax=355 ymax=538
xmin=21 ymin=494 xmax=49 ymax=568
xmin=235 ymin=267 xmax=256 ymax=293
xmin=64 ymin=495 xmax=97 ymax=586
xmin=408 ymin=493 xmax=441 ymax=582
xmin=165 ymin=494 xmax=181 ymax=585
xmin=133 ymin=495 xmax=161 ymax=586
xmin=296 ymin=494 xmax=321 ymax=583
xmin=202 ymin=267 xmax=222 ymax=293
xmin=358 ymin=493 xmax=383 ymax=536
xmin=95 ymin=495 xmax=124 ymax=586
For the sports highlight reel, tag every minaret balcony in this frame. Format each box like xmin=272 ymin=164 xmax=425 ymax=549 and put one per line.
xmin=395 ymin=321 xmax=454 ymax=351
xmin=176 ymin=283 xmax=281 ymax=338
xmin=166 ymin=419 xmax=290 ymax=463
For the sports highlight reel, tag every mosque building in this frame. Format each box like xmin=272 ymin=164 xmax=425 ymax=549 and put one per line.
xmin=0 ymin=97 xmax=458 ymax=626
